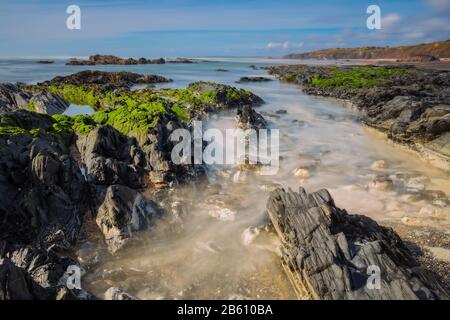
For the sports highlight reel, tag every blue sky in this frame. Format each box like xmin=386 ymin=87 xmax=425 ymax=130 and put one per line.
xmin=0 ymin=0 xmax=449 ymax=57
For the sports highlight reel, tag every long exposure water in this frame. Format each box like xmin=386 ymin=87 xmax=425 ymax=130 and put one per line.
xmin=1 ymin=58 xmax=449 ymax=299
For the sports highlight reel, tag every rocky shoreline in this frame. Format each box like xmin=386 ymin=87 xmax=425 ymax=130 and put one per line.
xmin=0 ymin=70 xmax=264 ymax=299
xmin=266 ymin=64 xmax=450 ymax=170
xmin=1 ymin=67 xmax=449 ymax=300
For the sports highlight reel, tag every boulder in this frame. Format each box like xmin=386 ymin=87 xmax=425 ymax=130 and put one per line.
xmin=76 ymin=125 xmax=146 ymax=189
xmin=0 ymin=83 xmax=31 ymax=113
xmin=236 ymin=105 xmax=268 ymax=130
xmin=29 ymin=92 xmax=69 ymax=115
xmin=95 ymin=184 xmax=162 ymax=254
xmin=266 ymin=187 xmax=449 ymax=299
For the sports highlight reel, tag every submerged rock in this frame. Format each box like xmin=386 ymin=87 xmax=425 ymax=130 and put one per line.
xmin=266 ymin=187 xmax=449 ymax=299
xmin=237 ymin=76 xmax=272 ymax=83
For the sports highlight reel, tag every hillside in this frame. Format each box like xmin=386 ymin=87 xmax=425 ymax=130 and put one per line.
xmin=284 ymin=40 xmax=450 ymax=60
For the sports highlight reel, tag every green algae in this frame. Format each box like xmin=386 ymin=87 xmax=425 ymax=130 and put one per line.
xmin=310 ymin=66 xmax=411 ymax=88
xmin=4 ymin=81 xmax=259 ymax=139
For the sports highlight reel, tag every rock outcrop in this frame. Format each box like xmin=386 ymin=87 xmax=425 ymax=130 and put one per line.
xmin=0 ymin=83 xmax=31 ymax=113
xmin=44 ymin=70 xmax=171 ymax=86
xmin=66 ymin=55 xmax=196 ymax=66
xmin=29 ymin=92 xmax=70 ymax=115
xmin=0 ymin=83 xmax=70 ymax=115
xmin=237 ymin=76 xmax=272 ymax=83
xmin=266 ymin=187 xmax=449 ymax=300
xmin=236 ymin=105 xmax=268 ymax=130
xmin=95 ymin=185 xmax=162 ymax=254
xmin=66 ymin=55 xmax=166 ymax=65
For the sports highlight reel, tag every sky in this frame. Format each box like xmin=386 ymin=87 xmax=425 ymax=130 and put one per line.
xmin=0 ymin=0 xmax=449 ymax=57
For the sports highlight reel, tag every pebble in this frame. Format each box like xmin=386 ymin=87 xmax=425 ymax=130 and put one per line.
xmin=370 ymin=160 xmax=387 ymax=170
xmin=401 ymin=216 xmax=421 ymax=226
xmin=294 ymin=167 xmax=310 ymax=179
xmin=241 ymin=227 xmax=261 ymax=246
xmin=206 ymin=205 xmax=236 ymax=221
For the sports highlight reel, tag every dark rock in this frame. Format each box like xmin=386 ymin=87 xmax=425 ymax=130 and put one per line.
xmin=275 ymin=109 xmax=287 ymax=114
xmin=66 ymin=55 xmax=166 ymax=66
xmin=44 ymin=70 xmax=171 ymax=86
xmin=37 ymin=60 xmax=54 ymax=64
xmin=0 ymin=83 xmax=70 ymax=115
xmin=236 ymin=105 xmax=268 ymax=130
xmin=95 ymin=184 xmax=162 ymax=254
xmin=29 ymin=92 xmax=70 ymax=115
xmin=215 ymin=69 xmax=229 ymax=72
xmin=237 ymin=76 xmax=272 ymax=83
xmin=188 ymin=82 xmax=263 ymax=111
xmin=76 ymin=125 xmax=146 ymax=189
xmin=0 ymin=242 xmax=91 ymax=300
xmin=0 ymin=114 xmax=88 ymax=249
xmin=266 ymin=187 xmax=450 ymax=299
xmin=0 ymin=83 xmax=31 ymax=113
xmin=0 ymin=257 xmax=37 ymax=299
xmin=166 ymin=58 xmax=196 ymax=64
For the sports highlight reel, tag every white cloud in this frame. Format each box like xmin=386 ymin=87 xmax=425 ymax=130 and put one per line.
xmin=266 ymin=41 xmax=289 ymax=49
xmin=425 ymin=0 xmax=450 ymax=11
xmin=266 ymin=41 xmax=303 ymax=50
xmin=381 ymin=13 xmax=402 ymax=30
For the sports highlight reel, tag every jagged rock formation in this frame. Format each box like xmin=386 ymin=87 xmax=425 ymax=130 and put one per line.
xmin=0 ymin=83 xmax=30 ymax=113
xmin=29 ymin=92 xmax=69 ymax=115
xmin=95 ymin=185 xmax=162 ymax=254
xmin=266 ymin=65 xmax=450 ymax=170
xmin=266 ymin=187 xmax=450 ymax=300
xmin=236 ymin=105 xmax=268 ymax=130
xmin=0 ymin=83 xmax=69 ymax=115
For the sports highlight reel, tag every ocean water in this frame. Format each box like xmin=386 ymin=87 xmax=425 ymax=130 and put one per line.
xmin=1 ymin=58 xmax=449 ymax=299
